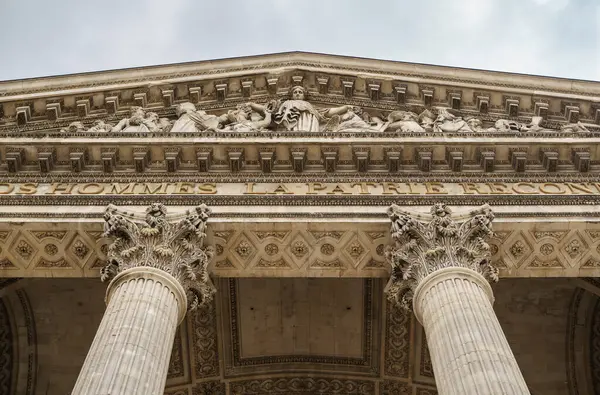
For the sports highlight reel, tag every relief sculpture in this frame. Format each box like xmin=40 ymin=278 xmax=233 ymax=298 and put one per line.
xmin=111 ymin=106 xmax=171 ymax=133
xmin=55 ymin=86 xmax=595 ymax=135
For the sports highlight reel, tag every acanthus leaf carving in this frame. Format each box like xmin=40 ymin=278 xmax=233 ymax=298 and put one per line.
xmin=101 ymin=203 xmax=215 ymax=310
xmin=384 ymin=203 xmax=497 ymax=310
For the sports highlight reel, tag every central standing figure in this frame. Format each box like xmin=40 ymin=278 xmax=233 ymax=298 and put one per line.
xmin=273 ymin=86 xmax=352 ymax=132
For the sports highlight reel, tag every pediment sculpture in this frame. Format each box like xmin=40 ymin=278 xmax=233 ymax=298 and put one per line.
xmin=57 ymin=90 xmax=595 ymax=135
xmin=170 ymin=86 xmax=387 ymax=133
xmin=111 ymin=106 xmax=171 ymax=133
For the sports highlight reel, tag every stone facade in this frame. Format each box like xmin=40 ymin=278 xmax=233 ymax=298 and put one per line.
xmin=0 ymin=52 xmax=599 ymax=393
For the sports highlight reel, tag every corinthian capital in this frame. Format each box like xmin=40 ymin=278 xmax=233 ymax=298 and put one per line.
xmin=384 ymin=203 xmax=498 ymax=310
xmin=101 ymin=203 xmax=215 ymax=310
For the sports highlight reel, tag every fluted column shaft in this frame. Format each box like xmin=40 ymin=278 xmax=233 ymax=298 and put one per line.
xmin=72 ymin=266 xmax=187 ymax=395
xmin=413 ymin=267 xmax=529 ymax=395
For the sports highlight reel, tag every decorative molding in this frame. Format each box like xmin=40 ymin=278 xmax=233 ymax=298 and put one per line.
xmin=384 ymin=204 xmax=497 ymax=309
xmin=229 ymin=377 xmax=376 ymax=394
xmin=191 ymin=381 xmax=225 ymax=395
xmin=190 ymin=300 xmax=220 ymax=379
xmin=0 ymin=299 xmax=12 ymax=395
xmin=591 ymin=298 xmax=600 ymax=393
xmin=384 ymin=301 xmax=411 ymax=377
xmin=0 ymin=220 xmax=599 ymax=278
xmin=101 ymin=203 xmax=215 ymax=310
xmin=167 ymin=326 xmax=184 ymax=380
xmin=381 ymin=380 xmax=411 ymax=394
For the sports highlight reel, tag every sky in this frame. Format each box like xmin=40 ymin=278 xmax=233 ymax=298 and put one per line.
xmin=0 ymin=0 xmax=598 ymax=81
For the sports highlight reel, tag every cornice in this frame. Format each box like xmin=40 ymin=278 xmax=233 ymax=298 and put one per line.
xmin=1 ymin=52 xmax=599 ymax=138
xmin=1 ymin=52 xmax=599 ymax=99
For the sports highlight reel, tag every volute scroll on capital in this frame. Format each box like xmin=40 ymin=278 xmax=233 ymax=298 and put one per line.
xmin=384 ymin=203 xmax=498 ymax=310
xmin=101 ymin=203 xmax=215 ymax=310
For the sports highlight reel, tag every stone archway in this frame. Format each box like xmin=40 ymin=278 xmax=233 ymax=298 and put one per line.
xmin=566 ymin=286 xmax=599 ymax=395
xmin=0 ymin=281 xmax=37 ymax=395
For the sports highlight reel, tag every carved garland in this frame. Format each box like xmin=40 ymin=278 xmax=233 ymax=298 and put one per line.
xmin=384 ymin=203 xmax=497 ymax=310
xmin=101 ymin=203 xmax=215 ymax=310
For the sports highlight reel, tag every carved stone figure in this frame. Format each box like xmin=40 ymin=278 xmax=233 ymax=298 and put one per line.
xmin=221 ymin=102 xmax=276 ymax=132
xmin=111 ymin=106 xmax=169 ymax=133
xmin=418 ymin=109 xmax=435 ymax=131
xmin=384 ymin=111 xmax=425 ymax=133
xmin=323 ymin=106 xmax=385 ymax=132
xmin=560 ymin=121 xmax=591 ymax=134
xmin=101 ymin=203 xmax=215 ymax=310
xmin=258 ymin=86 xmax=360 ymax=132
xmin=170 ymin=102 xmax=223 ymax=133
xmin=466 ymin=118 xmax=496 ymax=133
xmin=60 ymin=121 xmax=86 ymax=133
xmin=87 ymin=120 xmax=113 ymax=133
xmin=385 ymin=203 xmax=497 ymax=310
xmin=433 ymin=108 xmax=472 ymax=133
xmin=494 ymin=119 xmax=523 ymax=133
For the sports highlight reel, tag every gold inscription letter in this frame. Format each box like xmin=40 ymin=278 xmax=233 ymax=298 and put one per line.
xmin=306 ymin=183 xmax=327 ymax=195
xmin=424 ymin=182 xmax=448 ymax=195
xmin=244 ymin=182 xmax=266 ymax=195
xmin=327 ymin=184 xmax=352 ymax=195
xmin=46 ymin=183 xmax=75 ymax=195
xmin=17 ymin=183 xmax=38 ymax=195
xmin=565 ymin=183 xmax=594 ymax=195
xmin=460 ymin=183 xmax=488 ymax=195
xmin=512 ymin=183 xmax=538 ymax=195
xmin=487 ymin=183 xmax=511 ymax=195
xmin=78 ymin=183 xmax=104 ymax=195
xmin=351 ymin=182 xmax=377 ymax=195
xmin=106 ymin=183 xmax=136 ymax=195
xmin=197 ymin=183 xmax=217 ymax=194
xmin=268 ymin=184 xmax=294 ymax=195
xmin=0 ymin=184 xmax=14 ymax=194
xmin=141 ymin=183 xmax=168 ymax=194
xmin=381 ymin=182 xmax=406 ymax=195
xmin=173 ymin=182 xmax=195 ymax=194
xmin=539 ymin=183 xmax=566 ymax=194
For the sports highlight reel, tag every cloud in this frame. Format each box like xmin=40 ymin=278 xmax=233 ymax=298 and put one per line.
xmin=0 ymin=0 xmax=597 ymax=81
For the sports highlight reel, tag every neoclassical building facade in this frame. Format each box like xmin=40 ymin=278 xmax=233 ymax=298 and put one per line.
xmin=0 ymin=52 xmax=599 ymax=394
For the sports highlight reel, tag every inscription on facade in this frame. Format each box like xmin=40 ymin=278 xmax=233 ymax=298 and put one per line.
xmin=0 ymin=182 xmax=599 ymax=196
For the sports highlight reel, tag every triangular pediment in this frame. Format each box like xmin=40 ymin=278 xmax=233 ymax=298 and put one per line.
xmin=0 ymin=51 xmax=598 ymax=137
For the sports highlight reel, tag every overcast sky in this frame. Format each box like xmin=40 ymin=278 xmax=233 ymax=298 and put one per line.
xmin=0 ymin=0 xmax=598 ymax=81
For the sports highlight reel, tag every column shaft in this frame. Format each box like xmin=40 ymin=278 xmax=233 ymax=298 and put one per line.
xmin=414 ymin=268 xmax=530 ymax=395
xmin=72 ymin=267 xmax=185 ymax=395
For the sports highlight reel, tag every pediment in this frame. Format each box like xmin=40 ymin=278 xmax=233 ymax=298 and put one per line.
xmin=0 ymin=52 xmax=598 ymax=138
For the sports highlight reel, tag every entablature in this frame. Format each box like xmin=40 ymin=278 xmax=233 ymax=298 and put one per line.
xmin=0 ymin=137 xmax=598 ymax=175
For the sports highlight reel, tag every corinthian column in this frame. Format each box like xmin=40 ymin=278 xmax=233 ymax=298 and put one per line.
xmin=384 ymin=204 xmax=530 ymax=395
xmin=72 ymin=204 xmax=215 ymax=395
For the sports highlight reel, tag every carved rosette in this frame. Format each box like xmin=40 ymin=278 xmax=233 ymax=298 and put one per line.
xmin=101 ymin=203 xmax=215 ymax=310
xmin=384 ymin=203 xmax=498 ymax=310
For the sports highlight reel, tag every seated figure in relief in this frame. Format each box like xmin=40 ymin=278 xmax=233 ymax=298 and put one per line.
xmin=560 ymin=121 xmax=591 ymax=134
xmin=323 ymin=106 xmax=386 ymax=132
xmin=221 ymin=101 xmax=276 ymax=132
xmin=465 ymin=118 xmax=497 ymax=133
xmin=111 ymin=106 xmax=170 ymax=133
xmin=433 ymin=108 xmax=473 ymax=133
xmin=170 ymin=102 xmax=225 ymax=133
xmin=383 ymin=111 xmax=425 ymax=133
xmin=88 ymin=120 xmax=113 ymax=133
